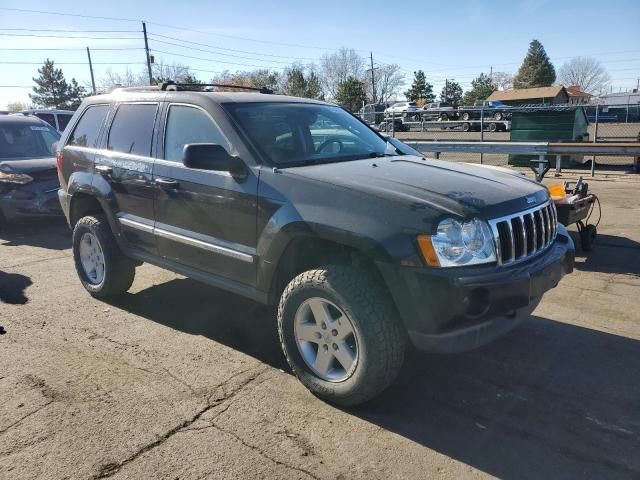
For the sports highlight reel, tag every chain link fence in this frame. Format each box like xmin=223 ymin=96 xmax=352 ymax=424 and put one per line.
xmin=355 ymin=103 xmax=640 ymax=171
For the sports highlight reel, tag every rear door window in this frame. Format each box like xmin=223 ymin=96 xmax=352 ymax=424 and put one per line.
xmin=67 ymin=105 xmax=109 ymax=148
xmin=35 ymin=113 xmax=56 ymax=127
xmin=57 ymin=114 xmax=73 ymax=132
xmin=108 ymin=104 xmax=158 ymax=157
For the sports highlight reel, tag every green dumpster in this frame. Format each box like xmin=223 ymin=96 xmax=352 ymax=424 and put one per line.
xmin=508 ymin=106 xmax=589 ymax=167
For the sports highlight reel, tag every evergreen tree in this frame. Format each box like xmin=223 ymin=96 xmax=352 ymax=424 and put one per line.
xmin=305 ymin=71 xmax=323 ymax=100
xmin=462 ymin=73 xmax=496 ymax=105
xmin=334 ymin=77 xmax=367 ymax=112
xmin=513 ymin=39 xmax=556 ymax=88
xmin=30 ymin=59 xmax=86 ymax=109
xmin=283 ymin=68 xmax=308 ymax=97
xmin=440 ymin=80 xmax=463 ymax=106
xmin=404 ymin=70 xmax=434 ymax=102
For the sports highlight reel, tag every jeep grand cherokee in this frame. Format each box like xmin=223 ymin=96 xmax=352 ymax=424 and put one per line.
xmin=57 ymin=84 xmax=574 ymax=406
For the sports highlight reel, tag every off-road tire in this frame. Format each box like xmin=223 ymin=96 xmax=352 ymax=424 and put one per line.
xmin=72 ymin=215 xmax=135 ymax=298
xmin=278 ymin=265 xmax=406 ymax=406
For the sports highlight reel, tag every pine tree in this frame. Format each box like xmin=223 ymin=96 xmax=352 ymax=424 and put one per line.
xmin=404 ymin=70 xmax=434 ymax=102
xmin=462 ymin=73 xmax=496 ymax=105
xmin=513 ymin=40 xmax=556 ymax=88
xmin=334 ymin=77 xmax=367 ymax=112
xmin=440 ymin=80 xmax=463 ymax=106
xmin=283 ymin=68 xmax=308 ymax=97
xmin=305 ymin=71 xmax=323 ymax=100
xmin=29 ymin=59 xmax=86 ymax=109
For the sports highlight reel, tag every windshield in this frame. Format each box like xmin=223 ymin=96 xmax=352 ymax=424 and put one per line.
xmin=225 ymin=102 xmax=389 ymax=166
xmin=0 ymin=122 xmax=60 ymax=159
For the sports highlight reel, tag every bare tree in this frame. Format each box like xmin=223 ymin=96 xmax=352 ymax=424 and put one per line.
xmin=152 ymin=60 xmax=194 ymax=83
xmin=366 ymin=63 xmax=405 ymax=103
xmin=97 ymin=67 xmax=147 ymax=91
xmin=319 ymin=48 xmax=366 ymax=99
xmin=558 ymin=57 xmax=611 ymax=94
xmin=491 ymin=72 xmax=513 ymax=91
xmin=7 ymin=101 xmax=28 ymax=112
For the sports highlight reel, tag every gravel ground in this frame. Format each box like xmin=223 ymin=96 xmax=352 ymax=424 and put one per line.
xmin=1 ymin=173 xmax=639 ymax=480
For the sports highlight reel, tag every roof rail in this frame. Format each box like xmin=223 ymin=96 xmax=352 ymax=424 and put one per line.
xmin=159 ymin=80 xmax=273 ymax=94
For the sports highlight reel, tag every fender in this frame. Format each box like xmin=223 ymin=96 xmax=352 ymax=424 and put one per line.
xmin=256 ymin=211 xmax=393 ymax=295
xmin=66 ymin=172 xmax=130 ymax=253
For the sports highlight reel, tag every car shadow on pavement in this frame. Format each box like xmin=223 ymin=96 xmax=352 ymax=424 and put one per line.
xmin=106 ymin=278 xmax=288 ymax=370
xmin=109 ymin=276 xmax=639 ymax=479
xmin=0 ymin=271 xmax=32 ymax=304
xmin=570 ymin=232 xmax=640 ymax=276
xmin=354 ymin=316 xmax=640 ymax=480
xmin=0 ymin=217 xmax=70 ymax=251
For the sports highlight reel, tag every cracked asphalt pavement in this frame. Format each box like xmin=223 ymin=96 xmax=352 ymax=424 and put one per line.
xmin=1 ymin=174 xmax=639 ymax=480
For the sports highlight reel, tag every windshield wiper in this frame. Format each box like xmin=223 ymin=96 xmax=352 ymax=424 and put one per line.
xmin=277 ymin=153 xmax=388 ymax=168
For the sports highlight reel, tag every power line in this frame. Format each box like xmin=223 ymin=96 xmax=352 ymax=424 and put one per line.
xmin=0 ymin=28 xmax=139 ymax=33
xmin=0 ymin=7 xmax=139 ymax=23
xmin=0 ymin=61 xmax=146 ymax=65
xmin=0 ymin=33 xmax=140 ymax=40
xmin=150 ymin=48 xmax=289 ymax=70
xmin=148 ymin=33 xmax=316 ymax=61
xmin=0 ymin=47 xmax=144 ymax=51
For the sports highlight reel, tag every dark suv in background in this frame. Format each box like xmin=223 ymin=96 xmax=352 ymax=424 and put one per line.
xmin=57 ymin=84 xmax=574 ymax=405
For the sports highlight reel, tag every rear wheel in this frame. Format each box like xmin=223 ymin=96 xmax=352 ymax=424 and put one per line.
xmin=440 ymin=113 xmax=449 ymax=121
xmin=494 ymin=112 xmax=503 ymax=120
xmin=278 ymin=265 xmax=405 ymax=406
xmin=488 ymin=122 xmax=497 ymax=132
xmin=462 ymin=122 xmax=471 ymax=132
xmin=461 ymin=112 xmax=470 ymax=121
xmin=72 ymin=215 xmax=135 ymax=298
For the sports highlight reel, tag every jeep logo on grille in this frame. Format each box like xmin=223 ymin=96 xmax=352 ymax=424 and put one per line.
xmin=526 ymin=196 xmax=537 ymax=204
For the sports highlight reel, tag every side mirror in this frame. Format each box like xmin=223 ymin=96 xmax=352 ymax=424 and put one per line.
xmin=182 ymin=143 xmax=246 ymax=179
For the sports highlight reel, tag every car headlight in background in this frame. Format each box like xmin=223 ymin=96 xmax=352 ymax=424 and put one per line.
xmin=0 ymin=171 xmax=34 ymax=185
xmin=418 ymin=218 xmax=496 ymax=267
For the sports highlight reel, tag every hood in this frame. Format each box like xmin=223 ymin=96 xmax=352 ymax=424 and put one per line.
xmin=0 ymin=157 xmax=57 ymax=184
xmin=285 ymin=156 xmax=548 ymax=218
xmin=0 ymin=157 xmax=56 ymax=174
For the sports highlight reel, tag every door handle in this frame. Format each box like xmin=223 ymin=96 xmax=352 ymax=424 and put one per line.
xmin=155 ymin=178 xmax=180 ymax=190
xmin=95 ymin=165 xmax=113 ymax=176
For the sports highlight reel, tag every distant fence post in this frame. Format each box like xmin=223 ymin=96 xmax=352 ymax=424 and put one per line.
xmin=591 ymin=104 xmax=599 ymax=177
xmin=391 ymin=110 xmax=395 ymax=137
xmin=480 ymin=107 xmax=484 ymax=164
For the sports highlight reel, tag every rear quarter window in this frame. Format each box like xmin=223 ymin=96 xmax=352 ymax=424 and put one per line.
xmin=67 ymin=105 xmax=110 ymax=148
xmin=107 ymin=104 xmax=158 ymax=156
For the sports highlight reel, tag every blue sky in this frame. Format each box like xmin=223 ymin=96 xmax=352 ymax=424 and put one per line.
xmin=1 ymin=0 xmax=639 ymax=108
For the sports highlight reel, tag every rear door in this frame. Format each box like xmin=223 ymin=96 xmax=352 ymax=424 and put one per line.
xmin=152 ymin=103 xmax=258 ymax=286
xmin=94 ymin=102 xmax=159 ymax=255
xmin=61 ymin=104 xmax=110 ymax=190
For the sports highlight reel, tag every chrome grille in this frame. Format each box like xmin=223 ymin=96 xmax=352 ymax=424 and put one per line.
xmin=488 ymin=200 xmax=557 ymax=266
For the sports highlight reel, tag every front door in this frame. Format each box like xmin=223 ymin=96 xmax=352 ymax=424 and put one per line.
xmin=152 ymin=104 xmax=258 ymax=286
xmin=94 ymin=102 xmax=159 ymax=255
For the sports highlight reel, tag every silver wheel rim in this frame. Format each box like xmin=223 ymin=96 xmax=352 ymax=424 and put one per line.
xmin=293 ymin=297 xmax=359 ymax=382
xmin=79 ymin=232 xmax=105 ymax=285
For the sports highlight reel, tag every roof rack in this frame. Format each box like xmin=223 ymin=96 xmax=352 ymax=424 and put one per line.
xmin=159 ymin=80 xmax=273 ymax=94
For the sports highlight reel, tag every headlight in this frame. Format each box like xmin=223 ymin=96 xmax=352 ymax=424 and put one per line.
xmin=0 ymin=171 xmax=34 ymax=185
xmin=418 ymin=218 xmax=496 ymax=267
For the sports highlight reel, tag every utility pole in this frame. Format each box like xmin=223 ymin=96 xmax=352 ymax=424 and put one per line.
xmin=370 ymin=52 xmax=376 ymax=104
xmin=142 ymin=22 xmax=153 ymax=85
xmin=86 ymin=47 xmax=96 ymax=95
xmin=489 ymin=65 xmax=493 ymax=83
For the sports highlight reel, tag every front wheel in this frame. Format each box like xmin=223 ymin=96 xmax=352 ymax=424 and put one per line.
xmin=72 ymin=215 xmax=136 ymax=298
xmin=461 ymin=112 xmax=470 ymax=121
xmin=277 ymin=265 xmax=405 ymax=406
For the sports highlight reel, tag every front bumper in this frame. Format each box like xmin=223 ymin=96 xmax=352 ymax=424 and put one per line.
xmin=0 ymin=181 xmax=62 ymax=221
xmin=379 ymin=224 xmax=575 ymax=353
